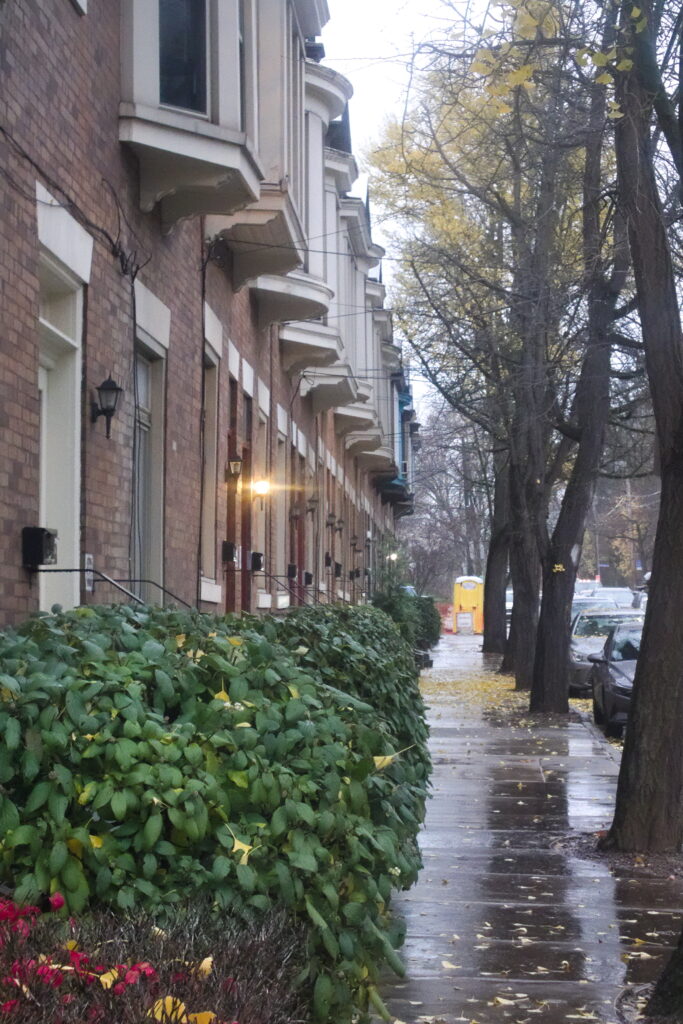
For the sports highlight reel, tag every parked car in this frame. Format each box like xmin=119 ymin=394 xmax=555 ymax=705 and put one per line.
xmin=589 ymin=620 xmax=644 ymax=737
xmin=574 ymin=579 xmax=600 ymax=595
xmin=569 ymin=609 xmax=644 ymax=696
xmin=592 ymin=586 xmax=640 ymax=607
xmin=570 ymin=594 xmax=619 ymax=619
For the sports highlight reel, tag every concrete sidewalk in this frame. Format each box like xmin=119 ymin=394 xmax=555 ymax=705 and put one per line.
xmin=381 ymin=635 xmax=683 ymax=1024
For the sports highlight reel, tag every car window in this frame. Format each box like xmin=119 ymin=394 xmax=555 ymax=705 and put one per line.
xmin=610 ymin=627 xmax=642 ymax=662
xmin=574 ymin=615 xmax=616 ymax=638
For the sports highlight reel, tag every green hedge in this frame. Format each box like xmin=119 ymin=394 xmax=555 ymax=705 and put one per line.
xmin=372 ymin=589 xmax=442 ymax=651
xmin=0 ymin=603 xmax=430 ymax=1023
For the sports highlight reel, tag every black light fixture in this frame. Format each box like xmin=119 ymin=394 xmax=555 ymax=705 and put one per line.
xmin=250 ymin=551 xmax=264 ymax=572
xmin=91 ymin=375 xmax=123 ymax=439
xmin=350 ymin=534 xmax=359 ymax=550
xmin=306 ymin=495 xmax=320 ymax=515
xmin=335 ymin=518 xmax=344 ymax=534
xmin=326 ymin=512 xmax=336 ymax=528
xmin=225 ymin=456 xmax=243 ymax=481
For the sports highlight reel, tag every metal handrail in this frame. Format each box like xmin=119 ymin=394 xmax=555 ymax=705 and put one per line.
xmin=259 ymin=571 xmax=324 ymax=608
xmin=107 ymin=578 xmax=193 ymax=609
xmin=26 ymin=568 xmax=192 ymax=608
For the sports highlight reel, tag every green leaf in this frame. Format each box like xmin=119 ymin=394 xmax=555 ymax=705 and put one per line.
xmin=5 ymin=717 xmax=20 ymax=751
xmin=236 ymin=864 xmax=256 ymax=891
xmin=212 ymin=855 xmax=231 ymax=880
xmin=111 ymin=791 xmax=128 ymax=821
xmin=0 ymin=796 xmax=20 ymax=833
xmin=227 ymin=769 xmax=249 ymax=789
xmin=142 ymin=813 xmax=163 ymax=850
xmin=289 ymin=850 xmax=317 ymax=872
xmin=6 ymin=825 xmax=38 ymax=849
xmin=49 ymin=841 xmax=69 ymax=875
xmin=47 ymin=790 xmax=68 ymax=825
xmin=142 ymin=640 xmax=165 ymax=661
xmin=24 ymin=780 xmax=51 ymax=814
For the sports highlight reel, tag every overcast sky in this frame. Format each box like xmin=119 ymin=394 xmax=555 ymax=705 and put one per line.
xmin=321 ymin=0 xmax=448 ymax=195
xmin=320 ymin=1 xmax=450 ymax=413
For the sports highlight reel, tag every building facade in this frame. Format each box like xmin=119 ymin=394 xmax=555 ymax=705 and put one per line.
xmin=0 ymin=0 xmax=417 ymax=625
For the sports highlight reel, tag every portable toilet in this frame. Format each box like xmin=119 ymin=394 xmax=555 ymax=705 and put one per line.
xmin=453 ymin=576 xmax=484 ymax=634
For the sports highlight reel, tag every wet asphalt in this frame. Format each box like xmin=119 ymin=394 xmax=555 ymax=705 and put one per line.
xmin=380 ymin=634 xmax=683 ymax=1024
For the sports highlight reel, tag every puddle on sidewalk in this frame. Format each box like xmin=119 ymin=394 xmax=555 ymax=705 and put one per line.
xmin=379 ymin=634 xmax=683 ymax=1024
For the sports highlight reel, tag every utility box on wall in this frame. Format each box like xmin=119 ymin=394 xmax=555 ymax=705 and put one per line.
xmin=453 ymin=576 xmax=484 ymax=634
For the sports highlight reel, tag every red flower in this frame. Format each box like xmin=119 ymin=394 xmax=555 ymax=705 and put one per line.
xmin=69 ymin=950 xmax=90 ymax=972
xmin=48 ymin=893 xmax=65 ymax=911
xmin=0 ymin=1001 xmax=19 ymax=1015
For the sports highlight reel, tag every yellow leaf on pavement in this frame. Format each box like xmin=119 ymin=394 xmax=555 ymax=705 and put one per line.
xmin=196 ymin=957 xmax=213 ymax=977
xmin=149 ymin=997 xmax=189 ymax=1022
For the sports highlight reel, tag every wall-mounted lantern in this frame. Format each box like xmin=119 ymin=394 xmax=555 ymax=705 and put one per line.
xmin=225 ymin=456 xmax=243 ymax=481
xmin=306 ymin=495 xmax=320 ymax=515
xmin=335 ymin=519 xmax=344 ymax=534
xmin=91 ymin=375 xmax=123 ymax=439
xmin=326 ymin=512 xmax=336 ymax=528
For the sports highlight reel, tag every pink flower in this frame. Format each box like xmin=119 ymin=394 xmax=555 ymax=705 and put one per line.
xmin=48 ymin=893 xmax=65 ymax=911
xmin=0 ymin=1000 xmax=19 ymax=1014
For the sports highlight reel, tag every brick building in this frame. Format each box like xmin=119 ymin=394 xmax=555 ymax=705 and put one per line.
xmin=0 ymin=0 xmax=417 ymax=625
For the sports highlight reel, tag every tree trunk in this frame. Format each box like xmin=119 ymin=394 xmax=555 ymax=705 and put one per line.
xmin=507 ymin=457 xmax=542 ymax=690
xmin=647 ymin=929 xmax=683 ymax=1018
xmin=531 ymin=27 xmax=622 ymax=712
xmin=483 ymin=455 xmax=509 ymax=654
xmin=603 ymin=10 xmax=683 ymax=852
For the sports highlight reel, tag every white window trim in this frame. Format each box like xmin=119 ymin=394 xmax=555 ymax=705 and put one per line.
xmin=37 ymin=253 xmax=83 ymax=613
xmin=69 ymin=0 xmax=87 ymax=13
xmin=36 ymin=183 xmax=93 ymax=283
xmin=200 ymin=577 xmax=223 ymax=604
xmin=134 ymin=280 xmax=171 ymax=351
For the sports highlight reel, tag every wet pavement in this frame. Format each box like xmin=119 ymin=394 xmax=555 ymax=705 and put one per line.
xmin=380 ymin=635 xmax=683 ymax=1024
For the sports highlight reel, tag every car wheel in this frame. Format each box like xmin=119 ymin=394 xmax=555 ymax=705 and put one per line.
xmin=592 ymin=696 xmax=604 ymax=726
xmin=605 ymin=719 xmax=624 ymax=739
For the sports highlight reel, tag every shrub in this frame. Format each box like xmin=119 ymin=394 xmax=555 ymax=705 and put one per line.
xmin=371 ymin=589 xmax=442 ymax=651
xmin=370 ymin=589 xmax=418 ymax=647
xmin=415 ymin=597 xmax=441 ymax=650
xmin=0 ymin=893 xmax=305 ymax=1024
xmin=271 ymin=604 xmax=430 ymax=887
xmin=0 ymin=603 xmax=431 ymax=1023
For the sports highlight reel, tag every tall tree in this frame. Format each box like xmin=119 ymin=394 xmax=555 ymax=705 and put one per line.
xmin=371 ymin=0 xmax=631 ymax=700
xmin=600 ymin=0 xmax=683 ymax=853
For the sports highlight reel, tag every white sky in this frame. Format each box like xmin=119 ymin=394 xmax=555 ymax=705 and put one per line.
xmin=321 ymin=0 xmax=448 ymax=199
xmin=321 ymin=1 xmax=450 ymax=415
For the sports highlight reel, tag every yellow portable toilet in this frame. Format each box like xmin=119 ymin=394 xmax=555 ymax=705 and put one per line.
xmin=453 ymin=576 xmax=484 ymax=634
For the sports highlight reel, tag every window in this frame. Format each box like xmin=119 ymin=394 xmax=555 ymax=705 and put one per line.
xmin=159 ymin=0 xmax=207 ymax=114
xmin=132 ymin=348 xmax=165 ymax=602
xmin=200 ymin=350 xmax=219 ymax=583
